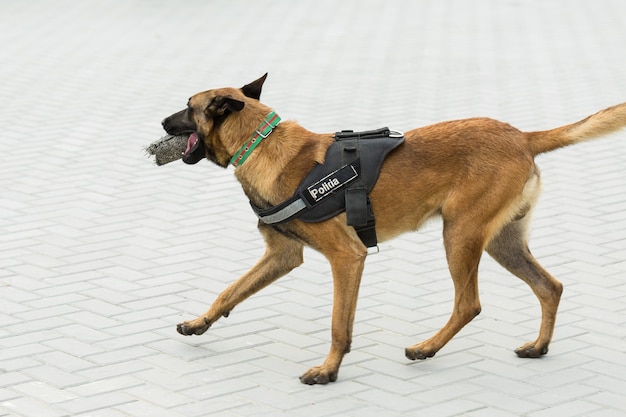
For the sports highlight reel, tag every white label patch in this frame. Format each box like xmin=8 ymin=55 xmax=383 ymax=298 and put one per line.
xmin=305 ymin=165 xmax=358 ymax=203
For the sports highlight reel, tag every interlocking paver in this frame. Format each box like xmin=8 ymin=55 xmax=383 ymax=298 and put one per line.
xmin=1 ymin=0 xmax=626 ymax=416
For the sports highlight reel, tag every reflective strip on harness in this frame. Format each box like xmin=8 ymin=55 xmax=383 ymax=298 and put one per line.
xmin=256 ymin=198 xmax=307 ymax=224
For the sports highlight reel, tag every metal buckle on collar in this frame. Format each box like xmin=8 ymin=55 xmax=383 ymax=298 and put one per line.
xmin=256 ymin=119 xmax=275 ymax=138
xmin=389 ymin=129 xmax=404 ymax=138
xmin=230 ymin=111 xmax=280 ymax=167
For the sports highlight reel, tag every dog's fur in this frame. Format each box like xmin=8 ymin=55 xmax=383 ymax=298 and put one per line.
xmin=162 ymin=74 xmax=626 ymax=384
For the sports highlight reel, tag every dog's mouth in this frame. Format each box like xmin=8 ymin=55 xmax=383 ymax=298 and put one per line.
xmin=182 ymin=132 xmax=205 ymax=165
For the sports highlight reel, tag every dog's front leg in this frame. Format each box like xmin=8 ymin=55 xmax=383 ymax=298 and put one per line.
xmin=177 ymin=224 xmax=303 ymax=336
xmin=299 ymin=233 xmax=366 ymax=385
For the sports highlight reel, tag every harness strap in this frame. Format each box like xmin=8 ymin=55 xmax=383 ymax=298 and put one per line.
xmin=251 ymin=196 xmax=306 ymax=224
xmin=352 ymin=198 xmax=377 ymax=249
xmin=251 ymin=162 xmax=360 ymax=224
xmin=341 ymin=141 xmax=378 ymax=248
xmin=252 ymin=187 xmax=377 ymax=249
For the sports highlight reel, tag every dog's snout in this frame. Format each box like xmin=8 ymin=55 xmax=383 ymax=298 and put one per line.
xmin=161 ymin=108 xmax=194 ymax=135
xmin=161 ymin=117 xmax=172 ymax=134
xmin=161 ymin=115 xmax=172 ymax=130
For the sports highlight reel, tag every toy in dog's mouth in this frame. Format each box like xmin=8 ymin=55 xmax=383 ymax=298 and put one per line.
xmin=145 ymin=132 xmax=204 ymax=166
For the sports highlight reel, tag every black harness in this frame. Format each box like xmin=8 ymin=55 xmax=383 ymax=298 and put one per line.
xmin=251 ymin=127 xmax=405 ymax=248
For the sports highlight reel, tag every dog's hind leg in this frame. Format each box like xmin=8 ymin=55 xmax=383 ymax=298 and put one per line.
xmin=486 ymin=215 xmax=563 ymax=358
xmin=176 ymin=223 xmax=304 ymax=336
xmin=405 ymin=215 xmax=485 ymax=360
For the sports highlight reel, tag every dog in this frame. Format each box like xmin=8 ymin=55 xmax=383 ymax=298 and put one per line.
xmin=161 ymin=74 xmax=626 ymax=384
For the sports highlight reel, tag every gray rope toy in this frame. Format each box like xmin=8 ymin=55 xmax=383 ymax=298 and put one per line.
xmin=145 ymin=134 xmax=188 ymax=166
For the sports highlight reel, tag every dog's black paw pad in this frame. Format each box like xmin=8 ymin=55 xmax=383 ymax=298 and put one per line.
xmin=176 ymin=323 xmax=191 ymax=336
xmin=299 ymin=367 xmax=338 ymax=385
xmin=515 ymin=345 xmax=548 ymax=358
xmin=405 ymin=347 xmax=436 ymax=361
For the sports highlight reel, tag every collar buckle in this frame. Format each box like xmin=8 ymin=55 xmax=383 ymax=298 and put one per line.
xmin=256 ymin=119 xmax=275 ymax=138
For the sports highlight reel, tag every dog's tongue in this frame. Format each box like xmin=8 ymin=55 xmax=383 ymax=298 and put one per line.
xmin=182 ymin=132 xmax=205 ymax=165
xmin=185 ymin=132 xmax=199 ymax=156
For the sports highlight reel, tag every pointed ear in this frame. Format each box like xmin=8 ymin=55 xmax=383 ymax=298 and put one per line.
xmin=241 ymin=73 xmax=268 ymax=100
xmin=205 ymin=96 xmax=245 ymax=116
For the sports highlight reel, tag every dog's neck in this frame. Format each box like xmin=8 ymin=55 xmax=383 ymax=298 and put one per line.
xmin=234 ymin=121 xmax=333 ymax=208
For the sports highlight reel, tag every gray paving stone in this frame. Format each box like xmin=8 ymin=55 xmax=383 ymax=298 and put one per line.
xmin=0 ymin=372 xmax=31 ymax=389
xmin=532 ymin=383 xmax=599 ymax=408
xmin=57 ymin=391 xmax=137 ymax=416
xmin=585 ymin=410 xmax=626 ymax=417
xmin=22 ymin=365 xmax=89 ymax=389
xmin=528 ymin=400 xmax=603 ymax=417
xmin=12 ymin=381 xmax=77 ymax=406
xmin=0 ymin=397 xmax=69 ymax=417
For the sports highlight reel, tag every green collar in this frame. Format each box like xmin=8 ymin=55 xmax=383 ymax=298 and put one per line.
xmin=230 ymin=111 xmax=281 ymax=167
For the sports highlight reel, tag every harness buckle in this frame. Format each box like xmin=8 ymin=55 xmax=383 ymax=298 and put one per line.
xmin=367 ymin=245 xmax=380 ymax=255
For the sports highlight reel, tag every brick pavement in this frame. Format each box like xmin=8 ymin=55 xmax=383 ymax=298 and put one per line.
xmin=1 ymin=0 xmax=625 ymax=416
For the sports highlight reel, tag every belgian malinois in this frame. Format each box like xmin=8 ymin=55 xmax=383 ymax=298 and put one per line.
xmin=161 ymin=74 xmax=626 ymax=384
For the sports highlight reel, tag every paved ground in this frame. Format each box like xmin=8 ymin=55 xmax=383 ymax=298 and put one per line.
xmin=1 ymin=0 xmax=626 ymax=416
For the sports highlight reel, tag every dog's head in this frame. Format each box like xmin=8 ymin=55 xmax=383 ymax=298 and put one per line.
xmin=161 ymin=73 xmax=270 ymax=167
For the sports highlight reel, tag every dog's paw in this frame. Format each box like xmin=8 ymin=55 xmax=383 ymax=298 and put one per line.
xmin=515 ymin=342 xmax=549 ymax=358
xmin=405 ymin=345 xmax=437 ymax=361
xmin=299 ymin=366 xmax=338 ymax=385
xmin=176 ymin=317 xmax=211 ymax=336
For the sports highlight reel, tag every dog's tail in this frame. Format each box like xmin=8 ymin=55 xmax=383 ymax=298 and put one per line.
xmin=526 ymin=102 xmax=626 ymax=155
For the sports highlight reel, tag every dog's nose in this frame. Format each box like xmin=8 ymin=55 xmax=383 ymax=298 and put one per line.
xmin=161 ymin=118 xmax=172 ymax=132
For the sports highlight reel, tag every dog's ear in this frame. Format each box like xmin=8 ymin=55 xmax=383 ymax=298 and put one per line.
xmin=241 ymin=73 xmax=268 ymax=100
xmin=205 ymin=96 xmax=245 ymax=116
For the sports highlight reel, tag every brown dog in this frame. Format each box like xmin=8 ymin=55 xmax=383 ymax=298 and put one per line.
xmin=161 ymin=74 xmax=626 ymax=384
